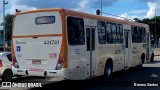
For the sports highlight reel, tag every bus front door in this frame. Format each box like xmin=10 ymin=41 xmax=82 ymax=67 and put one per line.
xmin=146 ymin=33 xmax=150 ymax=62
xmin=85 ymin=26 xmax=96 ymax=77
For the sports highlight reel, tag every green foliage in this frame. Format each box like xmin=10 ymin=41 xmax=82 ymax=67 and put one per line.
xmin=133 ymin=18 xmax=142 ymax=23
xmin=133 ymin=16 xmax=160 ymax=33
xmin=4 ymin=14 xmax=13 ymax=46
xmin=141 ymin=18 xmax=151 ymax=24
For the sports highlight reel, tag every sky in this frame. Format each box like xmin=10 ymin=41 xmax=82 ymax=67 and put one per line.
xmin=0 ymin=0 xmax=160 ymax=29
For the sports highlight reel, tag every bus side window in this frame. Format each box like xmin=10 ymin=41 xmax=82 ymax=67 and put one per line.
xmin=67 ymin=17 xmax=85 ymax=45
xmin=97 ymin=21 xmax=106 ymax=44
xmin=117 ymin=24 xmax=120 ymax=43
xmin=144 ymin=28 xmax=146 ymax=43
xmin=86 ymin=28 xmax=90 ymax=51
xmin=120 ymin=24 xmax=123 ymax=43
xmin=106 ymin=22 xmax=111 ymax=43
xmin=117 ymin=24 xmax=123 ymax=44
xmin=92 ymin=28 xmax=95 ymax=50
xmin=131 ymin=26 xmax=134 ymax=43
xmin=134 ymin=27 xmax=138 ymax=43
xmin=111 ymin=23 xmax=117 ymax=44
xmin=141 ymin=28 xmax=146 ymax=43
xmin=146 ymin=33 xmax=150 ymax=46
xmin=137 ymin=27 xmax=141 ymax=43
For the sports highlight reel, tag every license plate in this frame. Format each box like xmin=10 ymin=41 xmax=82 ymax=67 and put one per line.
xmin=29 ymin=68 xmax=43 ymax=72
xmin=32 ymin=60 xmax=41 ymax=64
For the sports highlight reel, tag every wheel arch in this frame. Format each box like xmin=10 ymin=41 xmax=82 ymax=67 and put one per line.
xmin=104 ymin=58 xmax=113 ymax=73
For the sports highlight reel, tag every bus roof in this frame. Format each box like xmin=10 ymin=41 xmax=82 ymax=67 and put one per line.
xmin=15 ymin=8 xmax=149 ymax=28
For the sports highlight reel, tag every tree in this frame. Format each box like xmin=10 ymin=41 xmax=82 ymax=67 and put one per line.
xmin=141 ymin=18 xmax=151 ymax=24
xmin=4 ymin=14 xmax=13 ymax=46
xmin=133 ymin=18 xmax=142 ymax=23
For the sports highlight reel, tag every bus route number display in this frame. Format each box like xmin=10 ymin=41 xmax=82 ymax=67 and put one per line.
xmin=44 ymin=40 xmax=59 ymax=45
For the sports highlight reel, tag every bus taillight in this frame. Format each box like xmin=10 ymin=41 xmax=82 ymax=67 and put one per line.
xmin=55 ymin=53 xmax=64 ymax=70
xmin=58 ymin=59 xmax=63 ymax=64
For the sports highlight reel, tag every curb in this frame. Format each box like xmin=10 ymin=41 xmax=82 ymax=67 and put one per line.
xmin=154 ymin=55 xmax=160 ymax=56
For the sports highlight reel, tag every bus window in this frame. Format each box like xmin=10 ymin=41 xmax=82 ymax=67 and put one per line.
xmin=106 ymin=22 xmax=112 ymax=43
xmin=111 ymin=23 xmax=117 ymax=44
xmin=117 ymin=24 xmax=123 ymax=44
xmin=98 ymin=21 xmax=106 ymax=44
xmin=92 ymin=28 xmax=95 ymax=50
xmin=134 ymin=27 xmax=138 ymax=43
xmin=120 ymin=24 xmax=123 ymax=43
xmin=133 ymin=27 xmax=141 ymax=43
xmin=146 ymin=33 xmax=150 ymax=46
xmin=67 ymin=17 xmax=85 ymax=45
xmin=86 ymin=28 xmax=95 ymax=51
xmin=141 ymin=28 xmax=146 ymax=43
xmin=117 ymin=24 xmax=120 ymax=43
xmin=131 ymin=26 xmax=134 ymax=43
xmin=137 ymin=27 xmax=141 ymax=43
xmin=86 ymin=28 xmax=90 ymax=51
xmin=125 ymin=32 xmax=129 ymax=48
xmin=35 ymin=16 xmax=55 ymax=24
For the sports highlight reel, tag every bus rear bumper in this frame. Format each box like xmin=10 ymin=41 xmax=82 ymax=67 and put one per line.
xmin=12 ymin=66 xmax=67 ymax=78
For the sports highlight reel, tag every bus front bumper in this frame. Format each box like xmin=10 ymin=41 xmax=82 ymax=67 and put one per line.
xmin=12 ymin=66 xmax=67 ymax=78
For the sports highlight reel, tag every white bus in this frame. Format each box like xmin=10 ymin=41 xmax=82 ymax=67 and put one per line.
xmin=12 ymin=8 xmax=154 ymax=80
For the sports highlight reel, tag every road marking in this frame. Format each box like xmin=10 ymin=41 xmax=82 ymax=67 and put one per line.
xmin=150 ymin=74 xmax=159 ymax=78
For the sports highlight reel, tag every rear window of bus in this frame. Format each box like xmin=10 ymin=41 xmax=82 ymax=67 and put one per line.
xmin=35 ymin=16 xmax=55 ymax=24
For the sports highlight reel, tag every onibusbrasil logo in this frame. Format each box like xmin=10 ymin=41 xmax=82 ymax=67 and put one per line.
xmin=2 ymin=82 xmax=42 ymax=88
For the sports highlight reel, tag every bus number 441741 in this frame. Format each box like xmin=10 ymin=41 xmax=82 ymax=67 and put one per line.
xmin=44 ymin=40 xmax=59 ymax=45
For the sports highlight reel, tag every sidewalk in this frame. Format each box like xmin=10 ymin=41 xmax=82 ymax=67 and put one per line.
xmin=153 ymin=48 xmax=160 ymax=56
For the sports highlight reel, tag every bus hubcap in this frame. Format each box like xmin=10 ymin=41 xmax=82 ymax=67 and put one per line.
xmin=106 ymin=64 xmax=111 ymax=77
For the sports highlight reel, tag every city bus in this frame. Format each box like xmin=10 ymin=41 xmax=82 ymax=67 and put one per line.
xmin=12 ymin=8 xmax=154 ymax=80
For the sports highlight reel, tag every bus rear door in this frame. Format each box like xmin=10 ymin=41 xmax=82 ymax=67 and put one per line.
xmin=85 ymin=26 xmax=96 ymax=77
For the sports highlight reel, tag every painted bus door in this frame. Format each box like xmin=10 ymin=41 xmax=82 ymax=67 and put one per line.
xmin=124 ymin=30 xmax=132 ymax=67
xmin=85 ymin=26 xmax=96 ymax=77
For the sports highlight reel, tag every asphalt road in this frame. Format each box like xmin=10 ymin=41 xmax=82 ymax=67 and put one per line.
xmin=0 ymin=56 xmax=160 ymax=90
xmin=0 ymin=76 xmax=64 ymax=90
xmin=30 ymin=56 xmax=160 ymax=90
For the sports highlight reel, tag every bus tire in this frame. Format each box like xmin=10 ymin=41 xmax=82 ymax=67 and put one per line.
xmin=150 ymin=53 xmax=154 ymax=62
xmin=104 ymin=60 xmax=112 ymax=79
xmin=137 ymin=54 xmax=145 ymax=68
xmin=141 ymin=53 xmax=145 ymax=64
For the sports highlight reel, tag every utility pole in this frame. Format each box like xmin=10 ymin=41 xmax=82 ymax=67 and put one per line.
xmin=155 ymin=10 xmax=157 ymax=47
xmin=3 ymin=0 xmax=8 ymax=51
xmin=100 ymin=0 xmax=102 ymax=16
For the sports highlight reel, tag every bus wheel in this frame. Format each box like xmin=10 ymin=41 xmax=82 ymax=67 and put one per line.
xmin=104 ymin=61 xmax=112 ymax=78
xmin=137 ymin=60 xmax=143 ymax=68
xmin=150 ymin=53 xmax=154 ymax=62
xmin=138 ymin=54 xmax=145 ymax=68
xmin=141 ymin=54 xmax=145 ymax=64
